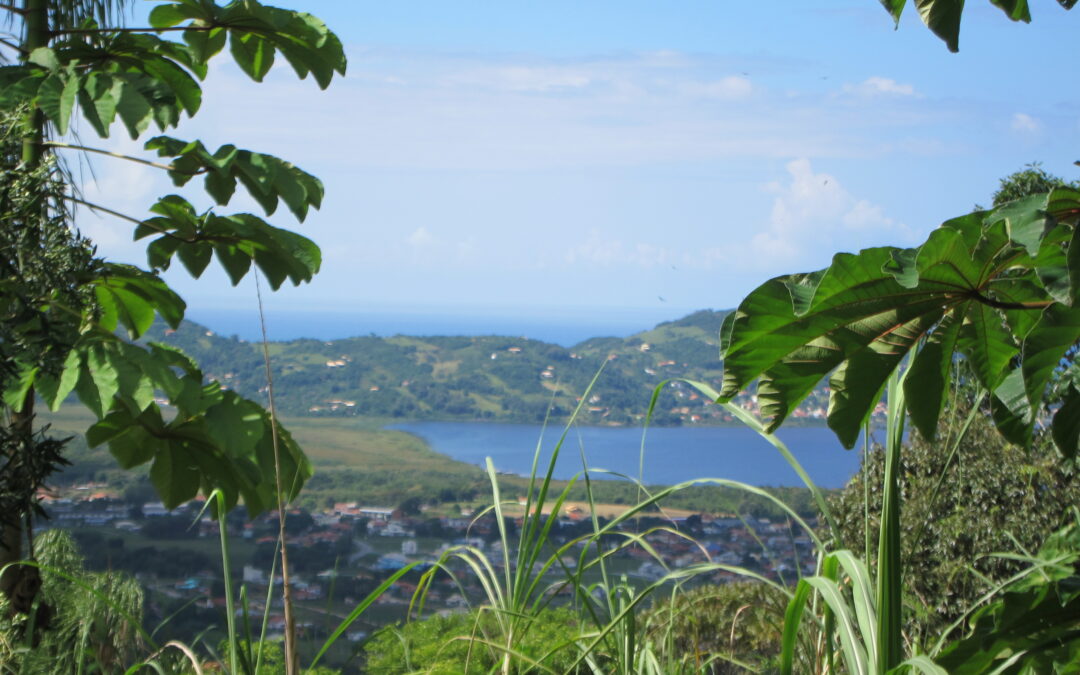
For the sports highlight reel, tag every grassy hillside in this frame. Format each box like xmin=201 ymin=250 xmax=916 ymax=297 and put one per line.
xmin=138 ymin=309 xmax=828 ymax=427
xmin=38 ymin=407 xmax=820 ymax=518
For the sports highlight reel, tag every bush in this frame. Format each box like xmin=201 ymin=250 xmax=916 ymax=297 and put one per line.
xmin=642 ymin=582 xmax=789 ymax=673
xmin=363 ymin=607 xmax=582 ymax=674
xmin=830 ymin=413 xmax=1080 ymax=643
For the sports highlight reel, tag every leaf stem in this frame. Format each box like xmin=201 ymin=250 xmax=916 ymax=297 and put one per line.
xmin=63 ymin=195 xmax=193 ymax=243
xmin=0 ymin=36 xmax=26 ymax=52
xmin=255 ymin=273 xmax=299 ymax=675
xmin=49 ymin=25 xmax=215 ymax=35
xmin=967 ymin=290 xmax=1053 ymax=311
xmin=43 ymin=141 xmax=206 ymax=175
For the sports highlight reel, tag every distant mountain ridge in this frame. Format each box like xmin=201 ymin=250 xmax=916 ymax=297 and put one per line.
xmin=144 ymin=309 xmax=830 ymax=426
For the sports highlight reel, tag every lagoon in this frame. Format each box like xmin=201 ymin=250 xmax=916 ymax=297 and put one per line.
xmin=387 ymin=422 xmax=866 ymax=489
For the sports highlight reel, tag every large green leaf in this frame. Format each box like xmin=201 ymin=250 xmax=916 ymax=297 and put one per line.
xmin=136 ymin=195 xmax=321 ymax=288
xmin=90 ymin=263 xmax=186 ymax=336
xmin=150 ymin=443 xmax=201 ymax=509
xmin=903 ymin=315 xmax=962 ymax=440
xmin=150 ymin=0 xmax=346 ymax=88
xmin=36 ymin=68 xmax=80 ymax=135
xmin=718 ymin=190 xmax=1078 ymax=450
xmin=1052 ymin=386 xmax=1080 ymax=458
xmin=76 ymin=333 xmax=312 ymax=515
xmin=881 ymin=0 xmax=1060 ymax=53
xmin=143 ymin=136 xmax=323 ymax=221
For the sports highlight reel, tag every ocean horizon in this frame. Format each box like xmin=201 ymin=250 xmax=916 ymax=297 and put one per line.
xmin=185 ymin=305 xmax=705 ymax=347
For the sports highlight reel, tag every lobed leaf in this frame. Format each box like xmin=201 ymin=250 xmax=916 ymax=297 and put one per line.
xmin=719 ymin=193 xmax=1076 ymax=449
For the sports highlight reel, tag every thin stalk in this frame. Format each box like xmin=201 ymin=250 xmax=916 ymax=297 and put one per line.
xmin=43 ymin=140 xmax=203 ymax=174
xmin=0 ymin=36 xmax=25 ymax=52
xmin=50 ymin=24 xmax=214 ymax=34
xmin=215 ymin=492 xmax=239 ymax=675
xmin=877 ymin=369 xmax=906 ymax=672
xmin=863 ymin=424 xmax=871 ymax=564
xmin=254 ymin=274 xmax=298 ymax=675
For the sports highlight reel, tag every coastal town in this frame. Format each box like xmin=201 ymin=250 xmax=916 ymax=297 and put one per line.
xmin=41 ymin=484 xmax=817 ymax=645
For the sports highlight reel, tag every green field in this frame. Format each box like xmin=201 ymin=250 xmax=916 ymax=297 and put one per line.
xmin=38 ymin=406 xmax=817 ymax=518
xmin=37 ymin=406 xmax=490 ymax=509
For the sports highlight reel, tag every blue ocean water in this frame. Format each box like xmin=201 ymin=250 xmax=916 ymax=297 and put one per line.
xmin=388 ymin=421 xmax=863 ymax=489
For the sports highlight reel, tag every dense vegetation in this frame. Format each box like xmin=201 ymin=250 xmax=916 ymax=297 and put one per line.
xmin=830 ymin=411 xmax=1080 ymax=645
xmin=3 ymin=0 xmax=1080 ymax=673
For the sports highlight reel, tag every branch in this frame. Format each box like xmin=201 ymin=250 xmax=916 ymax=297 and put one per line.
xmin=43 ymin=141 xmax=206 ymax=176
xmin=50 ymin=25 xmax=216 ymax=36
xmin=0 ymin=36 xmax=26 ymax=53
xmin=64 ymin=195 xmax=193 ymax=243
xmin=65 ymin=196 xmax=248 ymax=249
xmin=0 ymin=3 xmax=26 ymax=15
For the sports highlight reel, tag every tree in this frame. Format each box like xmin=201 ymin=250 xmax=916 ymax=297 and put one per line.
xmin=831 ymin=413 xmax=1080 ymax=644
xmin=992 ymin=163 xmax=1080 ymax=207
xmin=0 ymin=0 xmax=345 ymax=661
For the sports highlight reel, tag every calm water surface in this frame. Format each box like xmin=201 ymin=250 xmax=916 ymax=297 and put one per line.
xmin=387 ymin=422 xmax=864 ymax=488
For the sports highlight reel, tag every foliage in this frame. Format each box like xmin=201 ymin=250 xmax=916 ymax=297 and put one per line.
xmin=641 ymin=582 xmax=789 ymax=673
xmin=878 ymin=0 xmax=1075 ymax=53
xmin=0 ymin=0 xmax=347 ymax=538
xmin=364 ymin=607 xmax=583 ymax=674
xmin=932 ymin=516 xmax=1080 ymax=673
xmin=0 ymin=529 xmax=145 ymax=674
xmin=831 ymin=413 xmax=1080 ymax=643
xmin=993 ymin=164 xmax=1080 ymax=208
xmin=717 ymin=187 xmax=1080 ymax=454
xmin=221 ymin=639 xmax=341 ymax=675
xmin=0 ymin=0 xmax=344 ymax=668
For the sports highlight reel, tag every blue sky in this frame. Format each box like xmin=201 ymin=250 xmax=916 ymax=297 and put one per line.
xmin=79 ymin=1 xmax=1080 ymax=330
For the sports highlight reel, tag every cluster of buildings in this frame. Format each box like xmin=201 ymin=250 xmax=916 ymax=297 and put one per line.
xmin=41 ymin=484 xmax=817 ymax=639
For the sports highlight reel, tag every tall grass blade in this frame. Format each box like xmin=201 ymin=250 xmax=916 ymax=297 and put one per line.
xmin=308 ymin=562 xmax=421 ymax=670
xmin=779 ymin=578 xmax=813 ymax=675
xmin=895 ymin=654 xmax=950 ymax=674
xmin=682 ymin=379 xmax=841 ymax=541
xmin=805 ymin=575 xmax=868 ymax=674
xmin=878 ymin=369 xmax=906 ymax=672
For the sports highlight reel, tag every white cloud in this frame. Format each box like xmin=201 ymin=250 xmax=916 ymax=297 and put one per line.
xmin=1011 ymin=112 xmax=1041 ymax=135
xmin=447 ymin=65 xmax=593 ymax=92
xmin=677 ymin=76 xmax=754 ymax=100
xmin=564 ymin=230 xmax=675 ymax=268
xmin=746 ymin=158 xmax=913 ymax=267
xmin=843 ymin=76 xmax=918 ymax=98
xmin=560 ymin=160 xmax=916 ymax=276
xmin=407 ymin=226 xmax=436 ymax=246
xmin=72 ymin=135 xmax=161 ymax=265
xmin=169 ymin=47 xmax=953 ymax=175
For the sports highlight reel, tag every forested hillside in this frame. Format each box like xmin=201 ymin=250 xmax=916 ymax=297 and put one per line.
xmin=141 ymin=310 xmax=829 ymax=426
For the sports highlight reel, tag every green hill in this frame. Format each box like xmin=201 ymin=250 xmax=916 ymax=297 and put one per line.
xmin=139 ymin=309 xmax=828 ymax=427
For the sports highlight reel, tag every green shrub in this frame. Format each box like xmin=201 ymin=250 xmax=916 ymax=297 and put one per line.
xmin=831 ymin=414 xmax=1080 ymax=643
xmin=363 ymin=607 xmax=582 ymax=674
xmin=642 ymin=582 xmax=789 ymax=673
